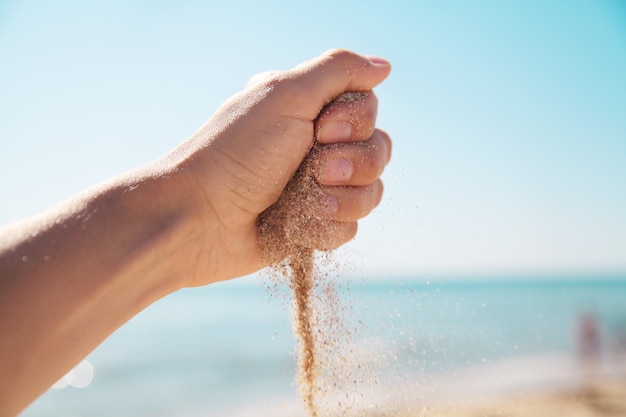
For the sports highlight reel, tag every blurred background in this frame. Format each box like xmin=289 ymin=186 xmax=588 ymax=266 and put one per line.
xmin=1 ymin=1 xmax=625 ymax=416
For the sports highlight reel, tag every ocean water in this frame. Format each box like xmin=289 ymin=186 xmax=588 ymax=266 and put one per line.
xmin=20 ymin=273 xmax=626 ymax=417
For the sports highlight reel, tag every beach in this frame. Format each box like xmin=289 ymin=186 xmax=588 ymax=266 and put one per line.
xmin=414 ymin=356 xmax=626 ymax=417
xmin=226 ymin=378 xmax=626 ymax=417
xmin=221 ymin=348 xmax=626 ymax=417
xmin=425 ymin=351 xmax=626 ymax=417
xmin=386 ymin=352 xmax=626 ymax=417
xmin=20 ymin=276 xmax=626 ymax=417
xmin=430 ymin=378 xmax=626 ymax=417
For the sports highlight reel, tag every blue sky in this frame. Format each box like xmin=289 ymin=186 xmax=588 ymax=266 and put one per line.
xmin=1 ymin=1 xmax=625 ymax=277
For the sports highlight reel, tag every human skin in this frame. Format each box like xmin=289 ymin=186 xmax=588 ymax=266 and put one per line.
xmin=0 ymin=49 xmax=391 ymax=416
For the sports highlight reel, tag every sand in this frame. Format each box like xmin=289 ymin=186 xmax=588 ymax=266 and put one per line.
xmin=226 ymin=377 xmax=626 ymax=417
xmin=257 ymin=92 xmax=370 ymax=417
xmin=252 ymin=91 xmax=626 ymax=417
xmin=428 ymin=379 xmax=626 ymax=417
xmin=256 ymin=132 xmax=330 ymax=416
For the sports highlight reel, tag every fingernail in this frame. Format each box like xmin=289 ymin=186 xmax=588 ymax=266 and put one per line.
xmin=317 ymin=121 xmax=351 ymax=143
xmin=368 ymin=56 xmax=390 ymax=66
xmin=322 ymin=158 xmax=354 ymax=184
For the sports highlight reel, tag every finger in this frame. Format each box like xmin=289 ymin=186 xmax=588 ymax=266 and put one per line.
xmin=315 ymin=91 xmax=378 ymax=144
xmin=275 ymin=49 xmax=391 ymax=120
xmin=315 ymin=129 xmax=392 ymax=186
xmin=321 ymin=180 xmax=384 ymax=222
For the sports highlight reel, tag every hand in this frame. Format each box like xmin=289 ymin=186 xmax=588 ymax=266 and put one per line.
xmin=171 ymin=49 xmax=392 ymax=285
xmin=0 ymin=49 xmax=391 ymax=416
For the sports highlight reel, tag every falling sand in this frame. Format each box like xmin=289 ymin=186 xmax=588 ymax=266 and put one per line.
xmin=257 ymin=92 xmax=368 ymax=417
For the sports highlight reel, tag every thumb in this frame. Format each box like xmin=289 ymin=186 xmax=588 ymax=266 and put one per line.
xmin=274 ymin=49 xmax=392 ymax=120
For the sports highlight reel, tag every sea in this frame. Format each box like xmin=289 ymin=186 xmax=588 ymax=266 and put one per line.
xmin=19 ymin=272 xmax=626 ymax=417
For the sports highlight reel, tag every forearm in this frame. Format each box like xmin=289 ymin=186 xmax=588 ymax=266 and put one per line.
xmin=0 ymin=165 xmax=198 ymax=416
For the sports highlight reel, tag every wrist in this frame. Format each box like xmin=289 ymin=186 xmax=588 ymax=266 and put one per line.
xmin=100 ymin=164 xmax=204 ymax=295
xmin=71 ymin=164 xmax=205 ymax=305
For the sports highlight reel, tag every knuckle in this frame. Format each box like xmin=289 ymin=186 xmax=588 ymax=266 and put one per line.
xmin=323 ymin=48 xmax=354 ymax=61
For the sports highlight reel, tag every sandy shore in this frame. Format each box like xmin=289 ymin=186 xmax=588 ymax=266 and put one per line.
xmin=227 ymin=353 xmax=626 ymax=417
xmin=429 ymin=378 xmax=626 ymax=417
xmin=227 ymin=378 xmax=626 ymax=417
xmin=229 ymin=379 xmax=626 ymax=417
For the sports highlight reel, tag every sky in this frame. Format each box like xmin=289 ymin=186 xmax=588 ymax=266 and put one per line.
xmin=1 ymin=0 xmax=625 ymax=278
